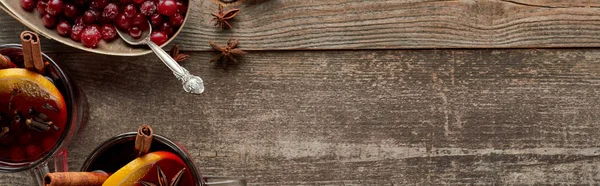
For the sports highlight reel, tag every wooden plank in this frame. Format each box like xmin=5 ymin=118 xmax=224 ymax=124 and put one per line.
xmin=1 ymin=49 xmax=596 ymax=185
xmin=3 ymin=0 xmax=600 ymax=51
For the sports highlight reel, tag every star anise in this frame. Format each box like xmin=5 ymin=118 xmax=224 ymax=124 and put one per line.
xmin=139 ymin=165 xmax=186 ymax=186
xmin=169 ymin=45 xmax=190 ymax=63
xmin=211 ymin=5 xmax=240 ymax=30
xmin=209 ymin=39 xmax=247 ymax=68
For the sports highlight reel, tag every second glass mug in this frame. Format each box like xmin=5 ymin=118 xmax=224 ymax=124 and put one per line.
xmin=81 ymin=132 xmax=247 ymax=186
xmin=0 ymin=44 xmax=87 ymax=185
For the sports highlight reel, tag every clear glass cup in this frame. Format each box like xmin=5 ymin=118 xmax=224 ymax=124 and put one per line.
xmin=81 ymin=132 xmax=246 ymax=186
xmin=0 ymin=44 xmax=87 ymax=185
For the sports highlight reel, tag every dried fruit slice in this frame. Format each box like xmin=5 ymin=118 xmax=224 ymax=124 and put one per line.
xmin=102 ymin=151 xmax=185 ymax=186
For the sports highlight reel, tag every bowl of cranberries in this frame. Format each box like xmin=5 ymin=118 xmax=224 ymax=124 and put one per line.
xmin=0 ymin=0 xmax=188 ymax=56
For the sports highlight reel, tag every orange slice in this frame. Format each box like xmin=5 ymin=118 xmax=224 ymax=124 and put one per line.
xmin=102 ymin=151 xmax=182 ymax=186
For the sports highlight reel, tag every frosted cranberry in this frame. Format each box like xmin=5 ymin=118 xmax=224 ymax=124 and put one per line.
xmin=45 ymin=0 xmax=63 ymax=16
xmin=176 ymin=0 xmax=186 ymax=14
xmin=128 ymin=27 xmax=142 ymax=38
xmin=83 ymin=10 xmax=98 ymax=24
xmin=81 ymin=26 xmax=102 ymax=48
xmin=170 ymin=13 xmax=183 ymax=26
xmin=42 ymin=14 xmax=57 ymax=28
xmin=160 ymin=22 xmax=174 ymax=36
xmin=90 ymin=0 xmax=109 ymax=9
xmin=150 ymin=14 xmax=162 ymax=26
xmin=56 ymin=21 xmax=71 ymax=36
xmin=21 ymin=0 xmax=35 ymax=11
xmin=36 ymin=1 xmax=48 ymax=16
xmin=102 ymin=3 xmax=119 ymax=21
xmin=123 ymin=4 xmax=137 ymax=18
xmin=157 ymin=0 xmax=177 ymax=16
xmin=150 ymin=31 xmax=168 ymax=45
xmin=70 ymin=24 xmax=85 ymax=41
xmin=101 ymin=24 xmax=117 ymax=41
xmin=89 ymin=24 xmax=101 ymax=31
xmin=63 ymin=3 xmax=77 ymax=18
xmin=133 ymin=0 xmax=144 ymax=4
xmin=131 ymin=13 xmax=147 ymax=27
xmin=140 ymin=1 xmax=156 ymax=16
xmin=74 ymin=16 xmax=85 ymax=25
xmin=115 ymin=14 xmax=131 ymax=30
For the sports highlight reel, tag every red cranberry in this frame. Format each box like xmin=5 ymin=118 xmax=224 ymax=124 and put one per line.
xmin=157 ymin=0 xmax=177 ymax=17
xmin=24 ymin=145 xmax=42 ymax=159
xmin=131 ymin=13 xmax=147 ymax=27
xmin=70 ymin=24 xmax=85 ymax=41
xmin=90 ymin=0 xmax=109 ymax=9
xmin=81 ymin=25 xmax=102 ymax=48
xmin=123 ymin=4 xmax=137 ymax=18
xmin=42 ymin=14 xmax=57 ymax=28
xmin=45 ymin=0 xmax=63 ymax=16
xmin=115 ymin=14 xmax=131 ymax=30
xmin=36 ymin=1 xmax=48 ymax=16
xmin=159 ymin=22 xmax=174 ymax=36
xmin=133 ymin=0 xmax=144 ymax=4
xmin=128 ymin=26 xmax=142 ymax=38
xmin=20 ymin=0 xmax=36 ymax=11
xmin=102 ymin=3 xmax=119 ymax=21
xmin=83 ymin=10 xmax=98 ymax=24
xmin=140 ymin=1 xmax=157 ymax=16
xmin=150 ymin=31 xmax=168 ymax=45
xmin=150 ymin=14 xmax=162 ymax=26
xmin=62 ymin=3 xmax=77 ymax=19
xmin=176 ymin=0 xmax=186 ymax=14
xmin=74 ymin=16 xmax=85 ymax=25
xmin=56 ymin=21 xmax=71 ymax=36
xmin=101 ymin=24 xmax=117 ymax=41
xmin=170 ymin=13 xmax=183 ymax=26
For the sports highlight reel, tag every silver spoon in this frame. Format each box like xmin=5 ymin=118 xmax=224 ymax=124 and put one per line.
xmin=116 ymin=21 xmax=204 ymax=94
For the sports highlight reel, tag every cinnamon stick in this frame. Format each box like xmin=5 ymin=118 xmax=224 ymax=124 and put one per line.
xmin=20 ymin=31 xmax=45 ymax=73
xmin=0 ymin=55 xmax=17 ymax=69
xmin=134 ymin=124 xmax=153 ymax=157
xmin=43 ymin=172 xmax=109 ymax=186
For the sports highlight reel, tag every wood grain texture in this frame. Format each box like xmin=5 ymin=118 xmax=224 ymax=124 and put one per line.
xmin=2 ymin=49 xmax=599 ymax=185
xmin=3 ymin=0 xmax=600 ymax=51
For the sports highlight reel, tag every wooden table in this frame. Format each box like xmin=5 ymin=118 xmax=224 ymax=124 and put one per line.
xmin=2 ymin=0 xmax=600 ymax=185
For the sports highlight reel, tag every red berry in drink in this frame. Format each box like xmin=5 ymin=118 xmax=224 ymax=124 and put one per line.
xmin=170 ymin=13 xmax=183 ymax=26
xmin=70 ymin=24 xmax=85 ymax=41
xmin=18 ymin=133 xmax=32 ymax=145
xmin=102 ymin=3 xmax=119 ymax=21
xmin=25 ymin=145 xmax=42 ymax=159
xmin=42 ymin=14 xmax=57 ymax=28
xmin=56 ymin=21 xmax=71 ymax=36
xmin=45 ymin=0 xmax=63 ymax=16
xmin=128 ymin=27 xmax=142 ymax=38
xmin=157 ymin=0 xmax=177 ymax=17
xmin=36 ymin=1 xmax=48 ymax=16
xmin=160 ymin=22 xmax=173 ymax=36
xmin=150 ymin=14 xmax=162 ymax=26
xmin=123 ymin=4 xmax=137 ymax=18
xmin=41 ymin=137 xmax=55 ymax=152
xmin=20 ymin=0 xmax=36 ymax=11
xmin=9 ymin=147 xmax=25 ymax=162
xmin=140 ymin=1 xmax=156 ymax=16
xmin=63 ymin=3 xmax=77 ymax=19
xmin=90 ymin=0 xmax=109 ymax=9
xmin=115 ymin=14 xmax=131 ymax=30
xmin=83 ymin=10 xmax=98 ymax=24
xmin=101 ymin=24 xmax=117 ymax=41
xmin=81 ymin=25 xmax=102 ymax=48
xmin=150 ymin=31 xmax=168 ymax=45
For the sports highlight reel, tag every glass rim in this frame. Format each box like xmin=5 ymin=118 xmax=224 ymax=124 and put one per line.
xmin=0 ymin=44 xmax=76 ymax=172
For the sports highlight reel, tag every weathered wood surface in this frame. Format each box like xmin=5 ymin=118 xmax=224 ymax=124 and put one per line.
xmin=4 ymin=0 xmax=600 ymax=51
xmin=2 ymin=49 xmax=600 ymax=185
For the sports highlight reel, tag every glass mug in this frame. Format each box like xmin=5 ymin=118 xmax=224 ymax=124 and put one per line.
xmin=81 ymin=132 xmax=246 ymax=186
xmin=0 ymin=44 xmax=87 ymax=185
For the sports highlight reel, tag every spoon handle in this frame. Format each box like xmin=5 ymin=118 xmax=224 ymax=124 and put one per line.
xmin=144 ymin=39 xmax=187 ymax=77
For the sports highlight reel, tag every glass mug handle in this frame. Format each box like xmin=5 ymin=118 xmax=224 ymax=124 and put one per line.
xmin=29 ymin=148 xmax=69 ymax=186
xmin=204 ymin=176 xmax=247 ymax=186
